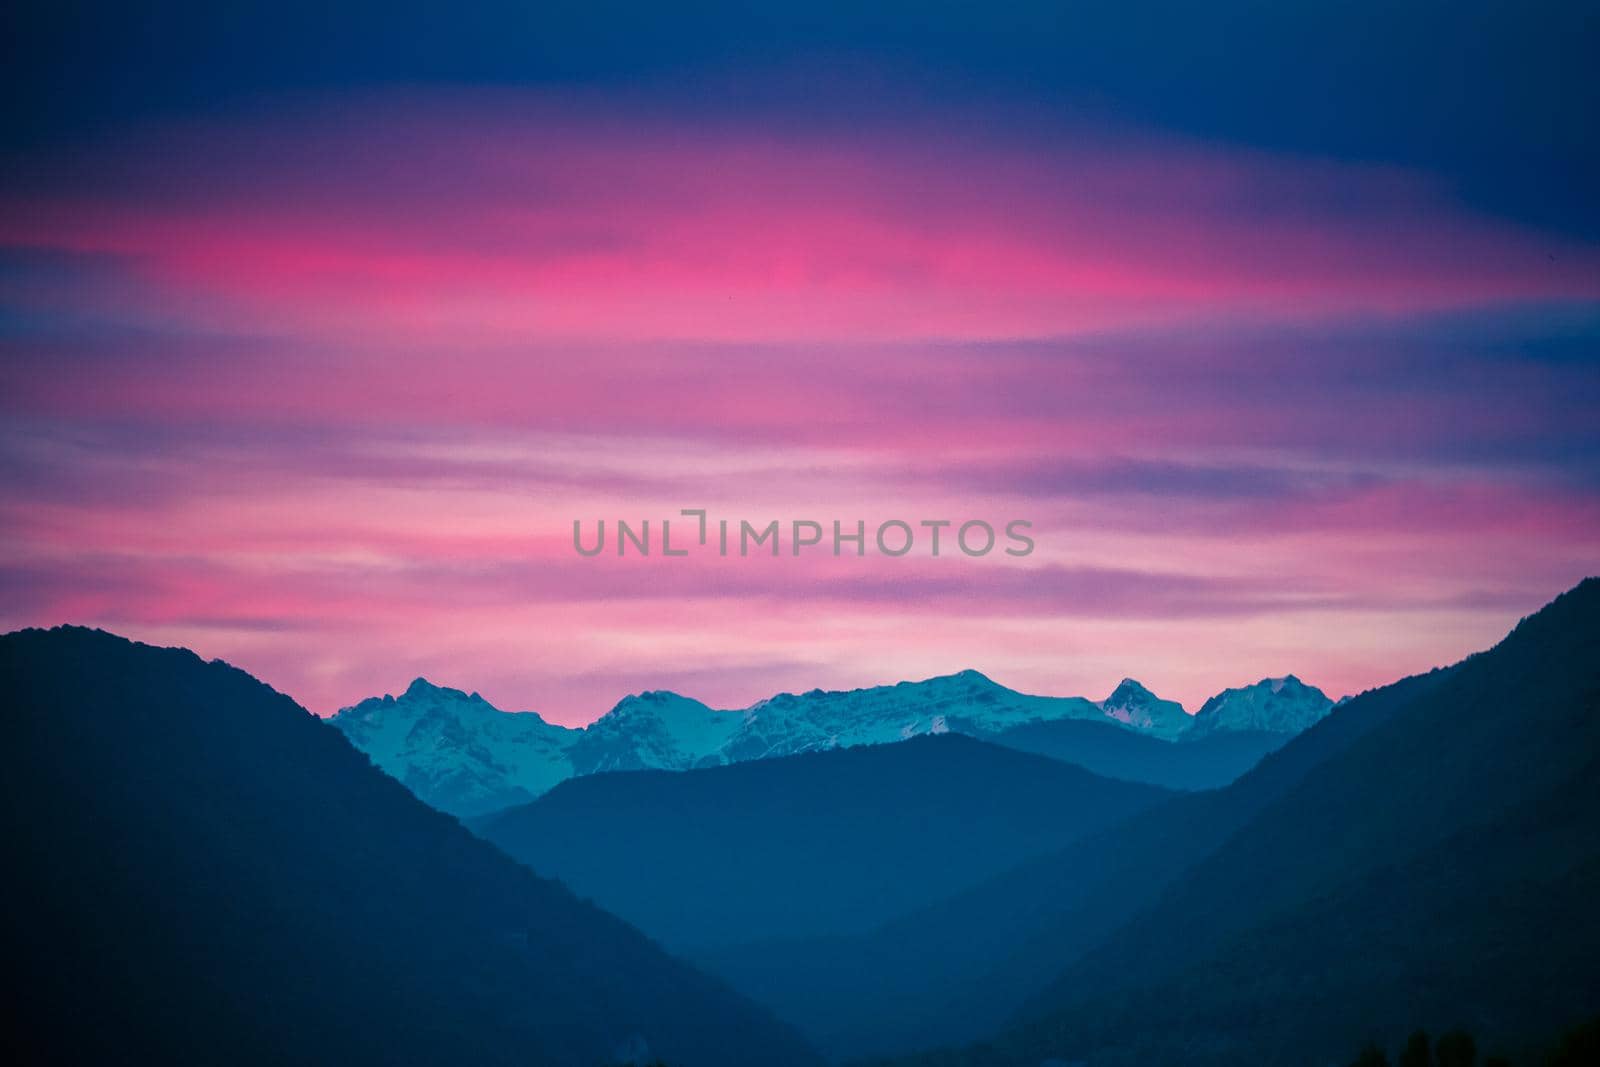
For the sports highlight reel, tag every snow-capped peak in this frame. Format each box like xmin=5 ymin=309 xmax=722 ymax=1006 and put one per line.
xmin=404 ymin=676 xmax=439 ymax=697
xmin=1187 ymin=675 xmax=1332 ymax=738
xmin=1107 ymin=678 xmax=1155 ymax=701
xmin=1099 ymin=678 xmax=1191 ymax=739
xmin=328 ymin=678 xmax=570 ymax=816
xmin=333 ymin=666 xmax=1334 ymax=816
xmin=572 ymin=691 xmax=743 ymax=775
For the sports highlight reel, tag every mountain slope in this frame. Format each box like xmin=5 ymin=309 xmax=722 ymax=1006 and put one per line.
xmin=721 ymin=670 xmax=1106 ymax=758
xmin=1097 ymin=677 xmax=1190 ymax=737
xmin=333 ymin=678 xmax=575 ymax=815
xmin=696 ymin=667 xmax=1447 ymax=1060
xmin=475 ymin=733 xmax=1173 ymax=951
xmin=909 ymin=578 xmax=1600 ymax=1066
xmin=1185 ymin=673 xmax=1333 ymax=737
xmin=980 ymin=716 xmax=1290 ymax=790
xmin=0 ymin=627 xmax=820 ymax=1067
xmin=568 ymin=689 xmax=743 ymax=773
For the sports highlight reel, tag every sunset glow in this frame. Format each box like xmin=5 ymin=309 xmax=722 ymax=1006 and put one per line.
xmin=4 ymin=78 xmax=1597 ymax=723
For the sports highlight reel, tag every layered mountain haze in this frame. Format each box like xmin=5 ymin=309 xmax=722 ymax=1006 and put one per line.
xmin=869 ymin=580 xmax=1600 ymax=1065
xmin=3 ymin=581 xmax=1594 ymax=1067
xmin=698 ymin=668 xmax=1449 ymax=1060
xmin=334 ymin=669 xmax=1335 ymax=815
xmin=475 ymin=734 xmax=1174 ymax=951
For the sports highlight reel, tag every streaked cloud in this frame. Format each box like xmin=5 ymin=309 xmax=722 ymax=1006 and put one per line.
xmin=2 ymin=95 xmax=1596 ymax=719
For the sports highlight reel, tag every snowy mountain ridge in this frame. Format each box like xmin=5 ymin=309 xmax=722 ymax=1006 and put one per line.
xmin=331 ymin=669 xmax=1335 ymax=815
xmin=1187 ymin=674 xmax=1335 ymax=738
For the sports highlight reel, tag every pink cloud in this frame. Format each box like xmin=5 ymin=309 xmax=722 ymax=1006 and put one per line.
xmin=1 ymin=93 xmax=1596 ymax=719
xmin=3 ymin=96 xmax=1596 ymax=349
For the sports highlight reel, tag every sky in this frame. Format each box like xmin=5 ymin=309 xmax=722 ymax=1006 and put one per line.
xmin=2 ymin=1 xmax=1598 ymax=724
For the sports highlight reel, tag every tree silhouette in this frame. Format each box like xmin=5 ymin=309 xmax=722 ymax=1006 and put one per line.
xmin=1346 ymin=1016 xmax=1600 ymax=1067
xmin=1548 ymin=1015 xmax=1600 ymax=1067
xmin=1400 ymin=1031 xmax=1434 ymax=1067
xmin=1349 ymin=1040 xmax=1392 ymax=1067
xmin=1436 ymin=1028 xmax=1476 ymax=1067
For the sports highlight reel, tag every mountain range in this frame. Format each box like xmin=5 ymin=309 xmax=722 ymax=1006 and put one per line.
xmin=692 ymin=581 xmax=1600 ymax=1064
xmin=333 ymin=669 xmax=1335 ymax=815
xmin=5 ymin=581 xmax=1595 ymax=1067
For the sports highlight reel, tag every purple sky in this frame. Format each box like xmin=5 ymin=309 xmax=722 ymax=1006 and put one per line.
xmin=3 ymin=10 xmax=1598 ymax=723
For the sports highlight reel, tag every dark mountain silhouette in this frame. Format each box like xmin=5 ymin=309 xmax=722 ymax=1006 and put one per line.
xmin=887 ymin=578 xmax=1600 ymax=1066
xmin=981 ymin=717 xmax=1289 ymax=790
xmin=0 ymin=626 xmax=820 ymax=1067
xmin=474 ymin=733 xmax=1172 ymax=952
xmin=697 ymin=665 xmax=1450 ymax=1059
